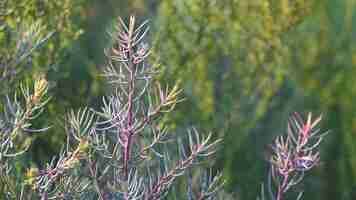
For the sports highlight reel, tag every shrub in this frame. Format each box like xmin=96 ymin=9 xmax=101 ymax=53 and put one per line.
xmin=259 ymin=112 xmax=328 ymax=200
xmin=1 ymin=16 xmax=223 ymax=199
xmin=0 ymin=15 xmax=327 ymax=200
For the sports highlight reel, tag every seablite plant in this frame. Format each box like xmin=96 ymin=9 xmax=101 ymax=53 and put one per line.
xmin=0 ymin=75 xmax=50 ymax=197
xmin=19 ymin=16 xmax=224 ymax=199
xmin=258 ymin=112 xmax=328 ymax=200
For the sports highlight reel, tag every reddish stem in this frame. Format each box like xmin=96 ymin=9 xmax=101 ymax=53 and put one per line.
xmin=122 ymin=17 xmax=136 ymax=199
xmin=122 ymin=71 xmax=134 ymax=180
xmin=276 ymin=174 xmax=289 ymax=200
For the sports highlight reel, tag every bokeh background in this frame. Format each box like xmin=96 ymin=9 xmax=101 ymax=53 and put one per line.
xmin=1 ymin=0 xmax=356 ymax=199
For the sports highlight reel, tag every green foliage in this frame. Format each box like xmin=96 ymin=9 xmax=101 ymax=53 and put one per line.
xmin=152 ymin=1 xmax=316 ymax=198
xmin=1 ymin=0 xmax=84 ymax=76
xmin=0 ymin=0 xmax=87 ymax=161
xmin=288 ymin=0 xmax=356 ymax=198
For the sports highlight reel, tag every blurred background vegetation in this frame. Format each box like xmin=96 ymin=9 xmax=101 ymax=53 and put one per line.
xmin=1 ymin=0 xmax=356 ymax=199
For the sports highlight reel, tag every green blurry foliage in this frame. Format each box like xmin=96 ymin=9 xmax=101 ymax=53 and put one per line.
xmin=0 ymin=0 xmax=87 ymax=163
xmin=289 ymin=0 xmax=356 ymax=198
xmin=1 ymin=0 xmax=84 ymax=76
xmin=152 ymin=1 xmax=314 ymax=198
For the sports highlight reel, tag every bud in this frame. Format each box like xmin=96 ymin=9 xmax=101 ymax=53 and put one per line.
xmin=78 ymin=138 xmax=89 ymax=154
xmin=24 ymin=167 xmax=39 ymax=187
xmin=63 ymin=157 xmax=80 ymax=169
xmin=33 ymin=74 xmax=48 ymax=104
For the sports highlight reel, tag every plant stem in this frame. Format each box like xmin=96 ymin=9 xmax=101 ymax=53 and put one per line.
xmin=122 ymin=16 xmax=136 ymax=199
xmin=276 ymin=174 xmax=289 ymax=200
xmin=88 ymin=158 xmax=105 ymax=200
